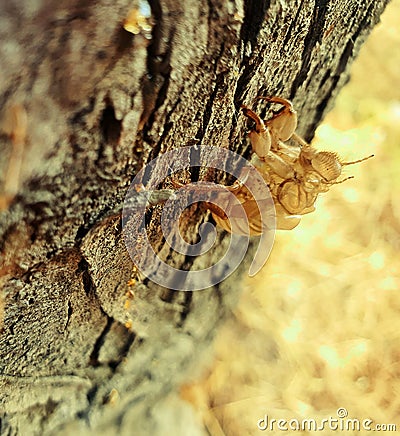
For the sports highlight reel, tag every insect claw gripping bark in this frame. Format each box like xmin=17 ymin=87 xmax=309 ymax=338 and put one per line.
xmin=239 ymin=105 xmax=271 ymax=159
xmin=257 ymin=96 xmax=298 ymax=143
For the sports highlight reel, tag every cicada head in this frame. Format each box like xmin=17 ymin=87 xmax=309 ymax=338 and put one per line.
xmin=311 ymin=151 xmax=342 ymax=181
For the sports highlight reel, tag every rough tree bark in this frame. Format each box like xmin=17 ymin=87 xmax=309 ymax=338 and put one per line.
xmin=0 ymin=0 xmax=390 ymax=434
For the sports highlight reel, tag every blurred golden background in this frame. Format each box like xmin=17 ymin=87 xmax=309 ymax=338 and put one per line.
xmin=182 ymin=1 xmax=400 ymax=434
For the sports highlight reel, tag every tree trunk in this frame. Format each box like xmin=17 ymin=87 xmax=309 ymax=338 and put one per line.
xmin=0 ymin=0 xmax=389 ymax=434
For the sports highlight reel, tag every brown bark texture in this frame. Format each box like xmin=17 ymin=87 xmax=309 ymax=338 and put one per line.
xmin=0 ymin=0 xmax=390 ymax=434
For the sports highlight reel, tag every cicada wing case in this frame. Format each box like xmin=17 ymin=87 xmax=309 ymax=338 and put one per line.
xmin=211 ymin=198 xmax=276 ymax=236
xmin=274 ymin=204 xmax=302 ymax=230
xmin=277 ymin=179 xmax=309 ymax=215
xmin=249 ymin=129 xmax=271 ymax=160
xmin=266 ymin=105 xmax=298 ymax=143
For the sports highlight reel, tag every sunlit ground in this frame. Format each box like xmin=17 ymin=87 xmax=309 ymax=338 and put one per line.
xmin=181 ymin=1 xmax=400 ymax=434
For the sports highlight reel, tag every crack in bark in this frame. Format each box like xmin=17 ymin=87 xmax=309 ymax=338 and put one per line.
xmin=64 ymin=300 xmax=73 ymax=332
xmin=234 ymin=0 xmax=271 ymax=102
xmin=82 ymin=267 xmax=136 ymax=370
xmin=89 ymin=316 xmax=113 ymax=367
xmin=99 ymin=101 xmax=122 ymax=152
xmin=306 ymin=1 xmax=378 ymax=139
xmin=177 ymin=291 xmax=192 ymax=327
xmin=75 ymin=386 xmax=97 ymax=426
xmin=240 ymin=0 xmax=271 ymax=47
xmin=141 ymin=0 xmax=175 ymax=150
xmin=196 ymin=44 xmax=226 ymax=141
xmin=282 ymin=0 xmax=305 ymax=47
xmin=108 ymin=329 xmax=136 ymax=371
xmin=290 ymin=0 xmax=330 ymax=98
xmin=78 ymin=258 xmax=97 ymax=297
